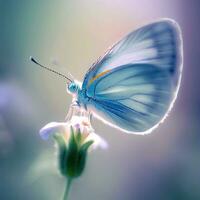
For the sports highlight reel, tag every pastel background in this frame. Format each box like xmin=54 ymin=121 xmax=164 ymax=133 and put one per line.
xmin=0 ymin=0 xmax=199 ymax=199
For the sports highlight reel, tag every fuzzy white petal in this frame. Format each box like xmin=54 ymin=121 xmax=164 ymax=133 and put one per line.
xmin=39 ymin=122 xmax=68 ymax=140
xmin=87 ymin=132 xmax=108 ymax=150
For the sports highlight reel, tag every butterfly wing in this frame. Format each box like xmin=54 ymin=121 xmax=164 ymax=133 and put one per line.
xmin=82 ymin=19 xmax=183 ymax=134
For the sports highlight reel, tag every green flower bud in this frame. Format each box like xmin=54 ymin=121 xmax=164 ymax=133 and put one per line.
xmin=54 ymin=126 xmax=93 ymax=178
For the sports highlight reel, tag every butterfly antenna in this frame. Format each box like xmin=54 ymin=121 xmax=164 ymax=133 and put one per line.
xmin=51 ymin=60 xmax=75 ymax=81
xmin=30 ymin=56 xmax=72 ymax=82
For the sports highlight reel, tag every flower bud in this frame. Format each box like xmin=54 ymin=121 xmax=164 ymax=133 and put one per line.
xmin=39 ymin=104 xmax=107 ymax=178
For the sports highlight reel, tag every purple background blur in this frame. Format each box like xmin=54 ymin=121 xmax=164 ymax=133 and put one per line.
xmin=1 ymin=0 xmax=200 ymax=199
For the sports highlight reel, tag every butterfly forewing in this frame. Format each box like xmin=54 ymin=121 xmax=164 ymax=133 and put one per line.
xmin=82 ymin=19 xmax=182 ymax=134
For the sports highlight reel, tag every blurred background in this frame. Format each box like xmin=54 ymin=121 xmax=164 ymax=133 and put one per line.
xmin=1 ymin=0 xmax=200 ymax=199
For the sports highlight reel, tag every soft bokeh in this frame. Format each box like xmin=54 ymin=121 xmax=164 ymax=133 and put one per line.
xmin=1 ymin=0 xmax=200 ymax=199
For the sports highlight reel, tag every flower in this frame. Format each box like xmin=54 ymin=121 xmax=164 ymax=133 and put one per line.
xmin=39 ymin=105 xmax=107 ymax=199
xmin=39 ymin=104 xmax=107 ymax=178
xmin=39 ymin=105 xmax=107 ymax=150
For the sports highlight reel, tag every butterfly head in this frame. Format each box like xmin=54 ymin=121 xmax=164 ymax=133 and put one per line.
xmin=67 ymin=81 xmax=80 ymax=94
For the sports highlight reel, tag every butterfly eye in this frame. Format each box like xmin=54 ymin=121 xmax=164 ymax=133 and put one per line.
xmin=67 ymin=82 xmax=78 ymax=94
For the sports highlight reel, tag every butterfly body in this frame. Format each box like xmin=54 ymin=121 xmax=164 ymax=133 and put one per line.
xmin=66 ymin=19 xmax=183 ymax=135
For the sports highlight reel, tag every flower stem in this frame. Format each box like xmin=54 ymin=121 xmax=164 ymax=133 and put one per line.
xmin=63 ymin=178 xmax=72 ymax=200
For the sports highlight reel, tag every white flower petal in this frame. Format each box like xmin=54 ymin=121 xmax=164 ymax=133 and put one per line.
xmin=86 ymin=132 xmax=108 ymax=150
xmin=39 ymin=122 xmax=68 ymax=140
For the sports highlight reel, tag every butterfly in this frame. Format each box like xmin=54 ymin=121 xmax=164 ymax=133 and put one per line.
xmin=31 ymin=18 xmax=183 ymax=135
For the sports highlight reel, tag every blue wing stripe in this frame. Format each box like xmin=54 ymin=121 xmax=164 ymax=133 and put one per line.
xmin=86 ymin=63 xmax=170 ymax=98
xmin=93 ymin=99 xmax=159 ymax=132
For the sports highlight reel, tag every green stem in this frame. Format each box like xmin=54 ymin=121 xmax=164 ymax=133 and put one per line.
xmin=63 ymin=178 xmax=73 ymax=200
